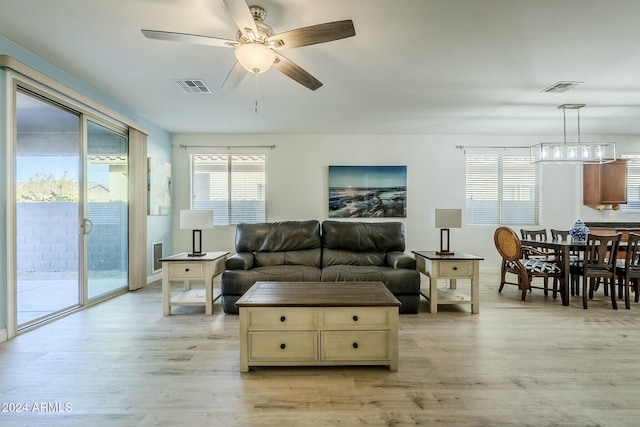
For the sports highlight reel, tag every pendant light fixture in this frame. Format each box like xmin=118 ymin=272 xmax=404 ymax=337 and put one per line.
xmin=530 ymin=104 xmax=616 ymax=164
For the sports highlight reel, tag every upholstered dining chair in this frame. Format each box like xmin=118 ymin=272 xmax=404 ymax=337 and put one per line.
xmin=616 ymin=232 xmax=640 ymax=309
xmin=520 ymin=228 xmax=550 ymax=263
xmin=494 ymin=227 xmax=563 ymax=301
xmin=570 ymin=233 xmax=621 ymax=309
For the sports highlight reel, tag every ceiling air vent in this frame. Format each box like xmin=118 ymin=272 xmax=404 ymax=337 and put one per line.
xmin=541 ymin=81 xmax=582 ymax=93
xmin=175 ymin=79 xmax=212 ymax=94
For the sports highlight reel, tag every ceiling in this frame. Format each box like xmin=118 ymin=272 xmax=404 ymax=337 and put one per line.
xmin=3 ymin=0 xmax=640 ymax=136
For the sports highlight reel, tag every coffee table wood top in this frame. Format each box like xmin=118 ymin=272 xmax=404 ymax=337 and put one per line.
xmin=235 ymin=281 xmax=401 ymax=308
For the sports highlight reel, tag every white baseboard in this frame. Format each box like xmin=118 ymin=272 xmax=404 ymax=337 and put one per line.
xmin=0 ymin=328 xmax=7 ymax=343
xmin=147 ymin=272 xmax=162 ymax=285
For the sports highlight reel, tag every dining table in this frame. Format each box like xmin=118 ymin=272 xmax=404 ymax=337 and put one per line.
xmin=522 ymin=237 xmax=626 ymax=306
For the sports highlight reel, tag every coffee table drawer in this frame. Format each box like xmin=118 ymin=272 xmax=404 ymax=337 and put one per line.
xmin=321 ymin=308 xmax=390 ymax=329
xmin=247 ymin=308 xmax=317 ymax=329
xmin=321 ymin=331 xmax=390 ymax=361
xmin=248 ymin=331 xmax=318 ymax=361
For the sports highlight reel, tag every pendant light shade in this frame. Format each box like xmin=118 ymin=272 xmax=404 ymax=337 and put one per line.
xmin=530 ymin=104 xmax=616 ymax=164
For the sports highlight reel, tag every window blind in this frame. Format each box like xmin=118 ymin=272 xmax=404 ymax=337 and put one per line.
xmin=466 ymin=154 xmax=539 ymax=225
xmin=191 ymin=154 xmax=266 ymax=226
xmin=621 ymin=155 xmax=640 ymax=211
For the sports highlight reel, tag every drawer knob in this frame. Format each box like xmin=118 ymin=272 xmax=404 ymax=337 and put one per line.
xmin=280 ymin=316 xmax=286 ymax=322
xmin=453 ymin=266 xmax=458 ymax=270
xmin=352 ymin=342 xmax=359 ymax=349
xmin=280 ymin=343 xmax=286 ymax=350
xmin=185 ymin=268 xmax=190 ymax=272
xmin=352 ymin=315 xmax=359 ymax=322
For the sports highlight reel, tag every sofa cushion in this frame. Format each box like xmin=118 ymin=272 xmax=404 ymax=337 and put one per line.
xmin=321 ymin=265 xmax=420 ymax=294
xmin=254 ymin=248 xmax=321 ymax=268
xmin=322 ymin=221 xmax=406 ymax=252
xmin=322 ymin=248 xmax=386 ymax=267
xmin=221 ymin=265 xmax=322 ymax=296
xmin=236 ymin=220 xmax=321 ymax=252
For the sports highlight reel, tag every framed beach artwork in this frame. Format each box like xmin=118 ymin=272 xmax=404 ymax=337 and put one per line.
xmin=328 ymin=165 xmax=407 ymax=218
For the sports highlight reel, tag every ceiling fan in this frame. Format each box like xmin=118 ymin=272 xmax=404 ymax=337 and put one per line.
xmin=141 ymin=0 xmax=356 ymax=91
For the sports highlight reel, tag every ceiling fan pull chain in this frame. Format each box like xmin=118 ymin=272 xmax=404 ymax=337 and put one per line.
xmin=254 ymin=72 xmax=259 ymax=114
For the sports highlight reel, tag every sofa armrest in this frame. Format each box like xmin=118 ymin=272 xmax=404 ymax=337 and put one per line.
xmin=386 ymin=251 xmax=416 ymax=270
xmin=226 ymin=252 xmax=254 ymax=270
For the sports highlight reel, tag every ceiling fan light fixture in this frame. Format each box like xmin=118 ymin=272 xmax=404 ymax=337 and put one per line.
xmin=234 ymin=43 xmax=275 ymax=74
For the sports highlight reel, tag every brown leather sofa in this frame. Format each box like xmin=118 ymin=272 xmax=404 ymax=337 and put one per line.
xmin=220 ymin=220 xmax=420 ymax=314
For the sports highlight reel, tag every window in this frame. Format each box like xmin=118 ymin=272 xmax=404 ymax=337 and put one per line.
xmin=621 ymin=155 xmax=640 ymax=211
xmin=465 ymin=153 xmax=539 ymax=225
xmin=191 ymin=154 xmax=266 ymax=226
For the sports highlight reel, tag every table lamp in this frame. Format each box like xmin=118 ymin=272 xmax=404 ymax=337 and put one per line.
xmin=180 ymin=209 xmax=214 ymax=257
xmin=435 ymin=209 xmax=462 ymax=256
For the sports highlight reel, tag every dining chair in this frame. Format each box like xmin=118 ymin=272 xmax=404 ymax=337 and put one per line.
xmin=550 ymin=229 xmax=569 ymax=241
xmin=494 ymin=227 xmax=562 ymax=301
xmin=615 ymin=232 xmax=640 ymax=309
xmin=520 ymin=229 xmax=549 ymax=260
xmin=520 ymin=229 xmax=548 ymax=241
xmin=550 ymin=228 xmax=581 ymax=296
xmin=570 ymin=233 xmax=621 ymax=309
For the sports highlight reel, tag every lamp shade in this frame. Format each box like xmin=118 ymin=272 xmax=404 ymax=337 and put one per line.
xmin=180 ymin=210 xmax=213 ymax=230
xmin=234 ymin=43 xmax=276 ymax=74
xmin=435 ymin=209 xmax=462 ymax=228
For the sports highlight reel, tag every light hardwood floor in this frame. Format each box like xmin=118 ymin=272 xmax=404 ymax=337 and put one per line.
xmin=1 ymin=273 xmax=640 ymax=427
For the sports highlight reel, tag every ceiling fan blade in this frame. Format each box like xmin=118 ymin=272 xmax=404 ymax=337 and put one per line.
xmin=268 ymin=20 xmax=355 ymax=49
xmin=222 ymin=0 xmax=259 ymax=39
xmin=141 ymin=29 xmax=235 ymax=48
xmin=272 ymin=53 xmax=322 ymax=91
xmin=221 ymin=61 xmax=248 ymax=90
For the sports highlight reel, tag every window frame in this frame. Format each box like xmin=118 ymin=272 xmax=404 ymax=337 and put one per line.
xmin=465 ymin=152 xmax=539 ymax=226
xmin=189 ymin=152 xmax=267 ymax=226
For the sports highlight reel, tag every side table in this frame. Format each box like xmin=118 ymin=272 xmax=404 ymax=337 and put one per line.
xmin=412 ymin=251 xmax=484 ymax=314
xmin=159 ymin=251 xmax=229 ymax=315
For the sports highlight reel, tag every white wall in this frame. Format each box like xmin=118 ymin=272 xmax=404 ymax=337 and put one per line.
xmin=172 ymin=133 xmax=640 ymax=272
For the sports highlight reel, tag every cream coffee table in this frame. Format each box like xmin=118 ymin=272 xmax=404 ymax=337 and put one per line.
xmin=235 ymin=281 xmax=401 ymax=372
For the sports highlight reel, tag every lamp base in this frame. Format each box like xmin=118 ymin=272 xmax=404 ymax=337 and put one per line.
xmin=438 ymin=228 xmax=453 ymax=256
xmin=187 ymin=252 xmax=207 ymax=257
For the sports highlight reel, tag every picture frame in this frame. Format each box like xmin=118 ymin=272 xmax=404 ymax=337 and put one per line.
xmin=328 ymin=165 xmax=407 ymax=218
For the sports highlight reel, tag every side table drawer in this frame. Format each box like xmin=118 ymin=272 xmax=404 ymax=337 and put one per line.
xmin=321 ymin=331 xmax=390 ymax=361
xmin=437 ymin=260 xmax=473 ymax=277
xmin=321 ymin=308 xmax=390 ymax=329
xmin=248 ymin=331 xmax=318 ymax=361
xmin=167 ymin=262 xmax=204 ymax=279
xmin=247 ymin=308 xmax=317 ymax=329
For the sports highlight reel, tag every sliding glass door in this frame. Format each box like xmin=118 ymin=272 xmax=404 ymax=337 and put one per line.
xmin=14 ymin=89 xmax=129 ymax=330
xmin=15 ymin=89 xmax=82 ymax=327
xmin=86 ymin=121 xmax=128 ymax=300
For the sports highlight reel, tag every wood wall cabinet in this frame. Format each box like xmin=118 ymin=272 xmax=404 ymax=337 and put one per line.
xmin=583 ymin=160 xmax=627 ymax=207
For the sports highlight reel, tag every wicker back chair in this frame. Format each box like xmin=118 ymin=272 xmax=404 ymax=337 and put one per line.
xmin=494 ymin=227 xmax=563 ymax=301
